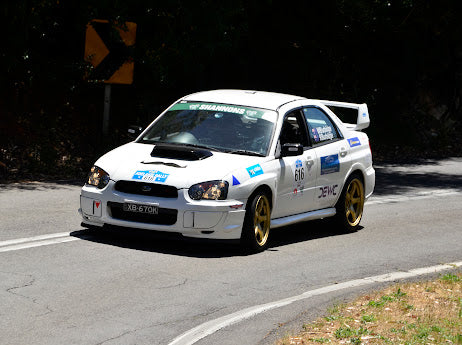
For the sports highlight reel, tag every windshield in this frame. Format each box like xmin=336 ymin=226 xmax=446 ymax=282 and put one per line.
xmin=138 ymin=102 xmax=278 ymax=156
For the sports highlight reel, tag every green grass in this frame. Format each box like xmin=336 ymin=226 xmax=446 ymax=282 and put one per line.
xmin=361 ymin=314 xmax=376 ymax=323
xmin=277 ymin=271 xmax=462 ymax=345
xmin=441 ymin=273 xmax=461 ymax=282
xmin=334 ymin=326 xmax=369 ymax=339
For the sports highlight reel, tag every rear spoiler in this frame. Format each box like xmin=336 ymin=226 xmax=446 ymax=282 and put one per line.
xmin=319 ymin=100 xmax=370 ymax=131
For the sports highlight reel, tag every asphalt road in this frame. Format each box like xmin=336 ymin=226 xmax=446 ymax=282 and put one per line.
xmin=0 ymin=158 xmax=461 ymax=345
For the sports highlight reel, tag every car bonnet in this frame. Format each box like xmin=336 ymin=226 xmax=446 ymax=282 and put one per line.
xmin=94 ymin=142 xmax=265 ymax=189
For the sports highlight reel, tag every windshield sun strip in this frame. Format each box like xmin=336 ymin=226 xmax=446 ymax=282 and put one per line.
xmin=180 ymin=100 xmax=275 ymax=114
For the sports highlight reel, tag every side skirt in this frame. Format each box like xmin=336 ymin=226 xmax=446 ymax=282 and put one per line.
xmin=270 ymin=208 xmax=336 ymax=229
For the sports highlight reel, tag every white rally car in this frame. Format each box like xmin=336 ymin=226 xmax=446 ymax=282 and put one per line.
xmin=79 ymin=90 xmax=375 ymax=252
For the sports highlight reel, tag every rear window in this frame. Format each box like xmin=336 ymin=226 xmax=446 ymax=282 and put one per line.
xmin=303 ymin=107 xmax=341 ymax=144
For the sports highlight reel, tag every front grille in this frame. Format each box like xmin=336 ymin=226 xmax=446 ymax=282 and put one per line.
xmin=114 ymin=180 xmax=178 ymax=198
xmin=108 ymin=202 xmax=178 ymax=225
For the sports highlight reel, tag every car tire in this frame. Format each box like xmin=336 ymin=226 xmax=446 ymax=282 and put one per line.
xmin=334 ymin=174 xmax=365 ymax=232
xmin=241 ymin=192 xmax=271 ymax=253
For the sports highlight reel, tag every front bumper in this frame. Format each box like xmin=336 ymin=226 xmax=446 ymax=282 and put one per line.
xmin=79 ymin=181 xmax=246 ymax=240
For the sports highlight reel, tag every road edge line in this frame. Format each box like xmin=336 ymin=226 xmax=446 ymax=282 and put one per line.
xmin=168 ymin=261 xmax=462 ymax=345
xmin=0 ymin=232 xmax=73 ymax=247
xmin=0 ymin=233 xmax=80 ymax=253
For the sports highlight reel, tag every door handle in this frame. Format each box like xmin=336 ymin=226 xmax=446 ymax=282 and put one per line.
xmin=339 ymin=147 xmax=348 ymax=157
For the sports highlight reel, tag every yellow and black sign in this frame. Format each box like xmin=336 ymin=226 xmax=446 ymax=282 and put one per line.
xmin=84 ymin=19 xmax=137 ymax=84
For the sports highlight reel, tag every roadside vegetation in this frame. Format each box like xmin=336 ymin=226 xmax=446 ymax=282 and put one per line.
xmin=2 ymin=1 xmax=462 ymax=182
xmin=277 ymin=272 xmax=462 ymax=344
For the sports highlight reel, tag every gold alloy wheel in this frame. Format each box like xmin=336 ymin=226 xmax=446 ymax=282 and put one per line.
xmin=344 ymin=178 xmax=365 ymax=227
xmin=253 ymin=195 xmax=271 ymax=247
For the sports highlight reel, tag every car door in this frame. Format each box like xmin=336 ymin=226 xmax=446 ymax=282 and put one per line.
xmin=302 ymin=107 xmax=352 ymax=209
xmin=272 ymin=109 xmax=319 ymax=219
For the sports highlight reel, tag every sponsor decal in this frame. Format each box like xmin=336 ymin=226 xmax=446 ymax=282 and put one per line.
xmin=198 ymin=104 xmax=245 ymax=114
xmin=318 ymin=184 xmax=338 ymax=198
xmin=311 ymin=128 xmax=319 ymax=142
xmin=320 ymin=154 xmax=340 ymax=175
xmin=169 ymin=102 xmax=266 ymax=118
xmin=232 ymin=175 xmax=240 ymax=186
xmin=316 ymin=126 xmax=334 ymax=141
xmin=246 ymin=164 xmax=263 ymax=178
xmin=347 ymin=137 xmax=361 ymax=147
xmin=132 ymin=170 xmax=169 ymax=183
xmin=293 ymin=159 xmax=305 ymax=196
xmin=293 ymin=185 xmax=304 ymax=195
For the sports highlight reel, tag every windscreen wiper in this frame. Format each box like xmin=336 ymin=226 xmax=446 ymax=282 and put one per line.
xmin=175 ymin=143 xmax=225 ymax=152
xmin=226 ymin=149 xmax=264 ymax=157
xmin=150 ymin=141 xmax=224 ymax=152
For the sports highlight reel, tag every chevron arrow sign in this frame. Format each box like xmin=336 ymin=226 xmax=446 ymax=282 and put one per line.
xmin=84 ymin=19 xmax=137 ymax=85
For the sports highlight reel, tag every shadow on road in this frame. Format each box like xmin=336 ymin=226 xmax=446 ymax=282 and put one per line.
xmin=374 ymin=168 xmax=462 ymax=196
xmin=71 ymin=220 xmax=355 ymax=258
xmin=0 ymin=180 xmax=84 ymax=191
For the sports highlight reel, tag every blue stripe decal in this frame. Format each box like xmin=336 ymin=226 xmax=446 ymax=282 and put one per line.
xmin=246 ymin=164 xmax=263 ymax=178
xmin=347 ymin=137 xmax=361 ymax=147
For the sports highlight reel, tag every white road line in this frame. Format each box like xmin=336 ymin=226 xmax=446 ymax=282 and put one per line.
xmin=367 ymin=189 xmax=461 ymax=205
xmin=0 ymin=232 xmax=73 ymax=247
xmin=0 ymin=232 xmax=80 ymax=253
xmin=168 ymin=261 xmax=462 ymax=345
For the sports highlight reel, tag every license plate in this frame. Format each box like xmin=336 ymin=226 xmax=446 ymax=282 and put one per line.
xmin=123 ymin=203 xmax=158 ymax=215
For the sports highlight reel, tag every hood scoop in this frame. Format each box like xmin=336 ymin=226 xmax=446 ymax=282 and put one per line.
xmin=140 ymin=160 xmax=186 ymax=168
xmin=150 ymin=143 xmax=213 ymax=161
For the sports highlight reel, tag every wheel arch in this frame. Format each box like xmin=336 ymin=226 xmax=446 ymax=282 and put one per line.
xmin=343 ymin=161 xmax=366 ymax=186
xmin=334 ymin=166 xmax=365 ymax=205
xmin=247 ymin=184 xmax=274 ymax=210
xmin=348 ymin=168 xmax=365 ymax=184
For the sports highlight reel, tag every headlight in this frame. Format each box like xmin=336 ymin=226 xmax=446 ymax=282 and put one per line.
xmin=188 ymin=180 xmax=229 ymax=200
xmin=87 ymin=166 xmax=110 ymax=189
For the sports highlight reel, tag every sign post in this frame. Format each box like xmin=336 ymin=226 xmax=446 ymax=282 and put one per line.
xmin=84 ymin=19 xmax=137 ymax=136
xmin=103 ymin=84 xmax=111 ymax=136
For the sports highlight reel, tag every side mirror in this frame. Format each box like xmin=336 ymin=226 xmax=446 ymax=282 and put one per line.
xmin=281 ymin=143 xmax=303 ymax=157
xmin=128 ymin=125 xmax=143 ymax=140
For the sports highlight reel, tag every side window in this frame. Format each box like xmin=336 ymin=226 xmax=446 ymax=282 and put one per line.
xmin=303 ymin=107 xmax=341 ymax=145
xmin=279 ymin=110 xmax=309 ymax=147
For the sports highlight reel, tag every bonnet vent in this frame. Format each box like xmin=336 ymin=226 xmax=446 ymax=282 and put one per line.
xmin=151 ymin=143 xmax=213 ymax=161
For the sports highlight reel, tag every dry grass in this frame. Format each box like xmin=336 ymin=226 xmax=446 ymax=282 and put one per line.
xmin=277 ymin=272 xmax=462 ymax=344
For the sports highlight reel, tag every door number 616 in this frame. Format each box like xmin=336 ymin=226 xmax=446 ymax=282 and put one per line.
xmin=295 ymin=168 xmax=304 ymax=181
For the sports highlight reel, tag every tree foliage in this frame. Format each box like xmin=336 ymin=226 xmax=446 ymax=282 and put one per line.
xmin=1 ymin=0 xmax=461 ymax=179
